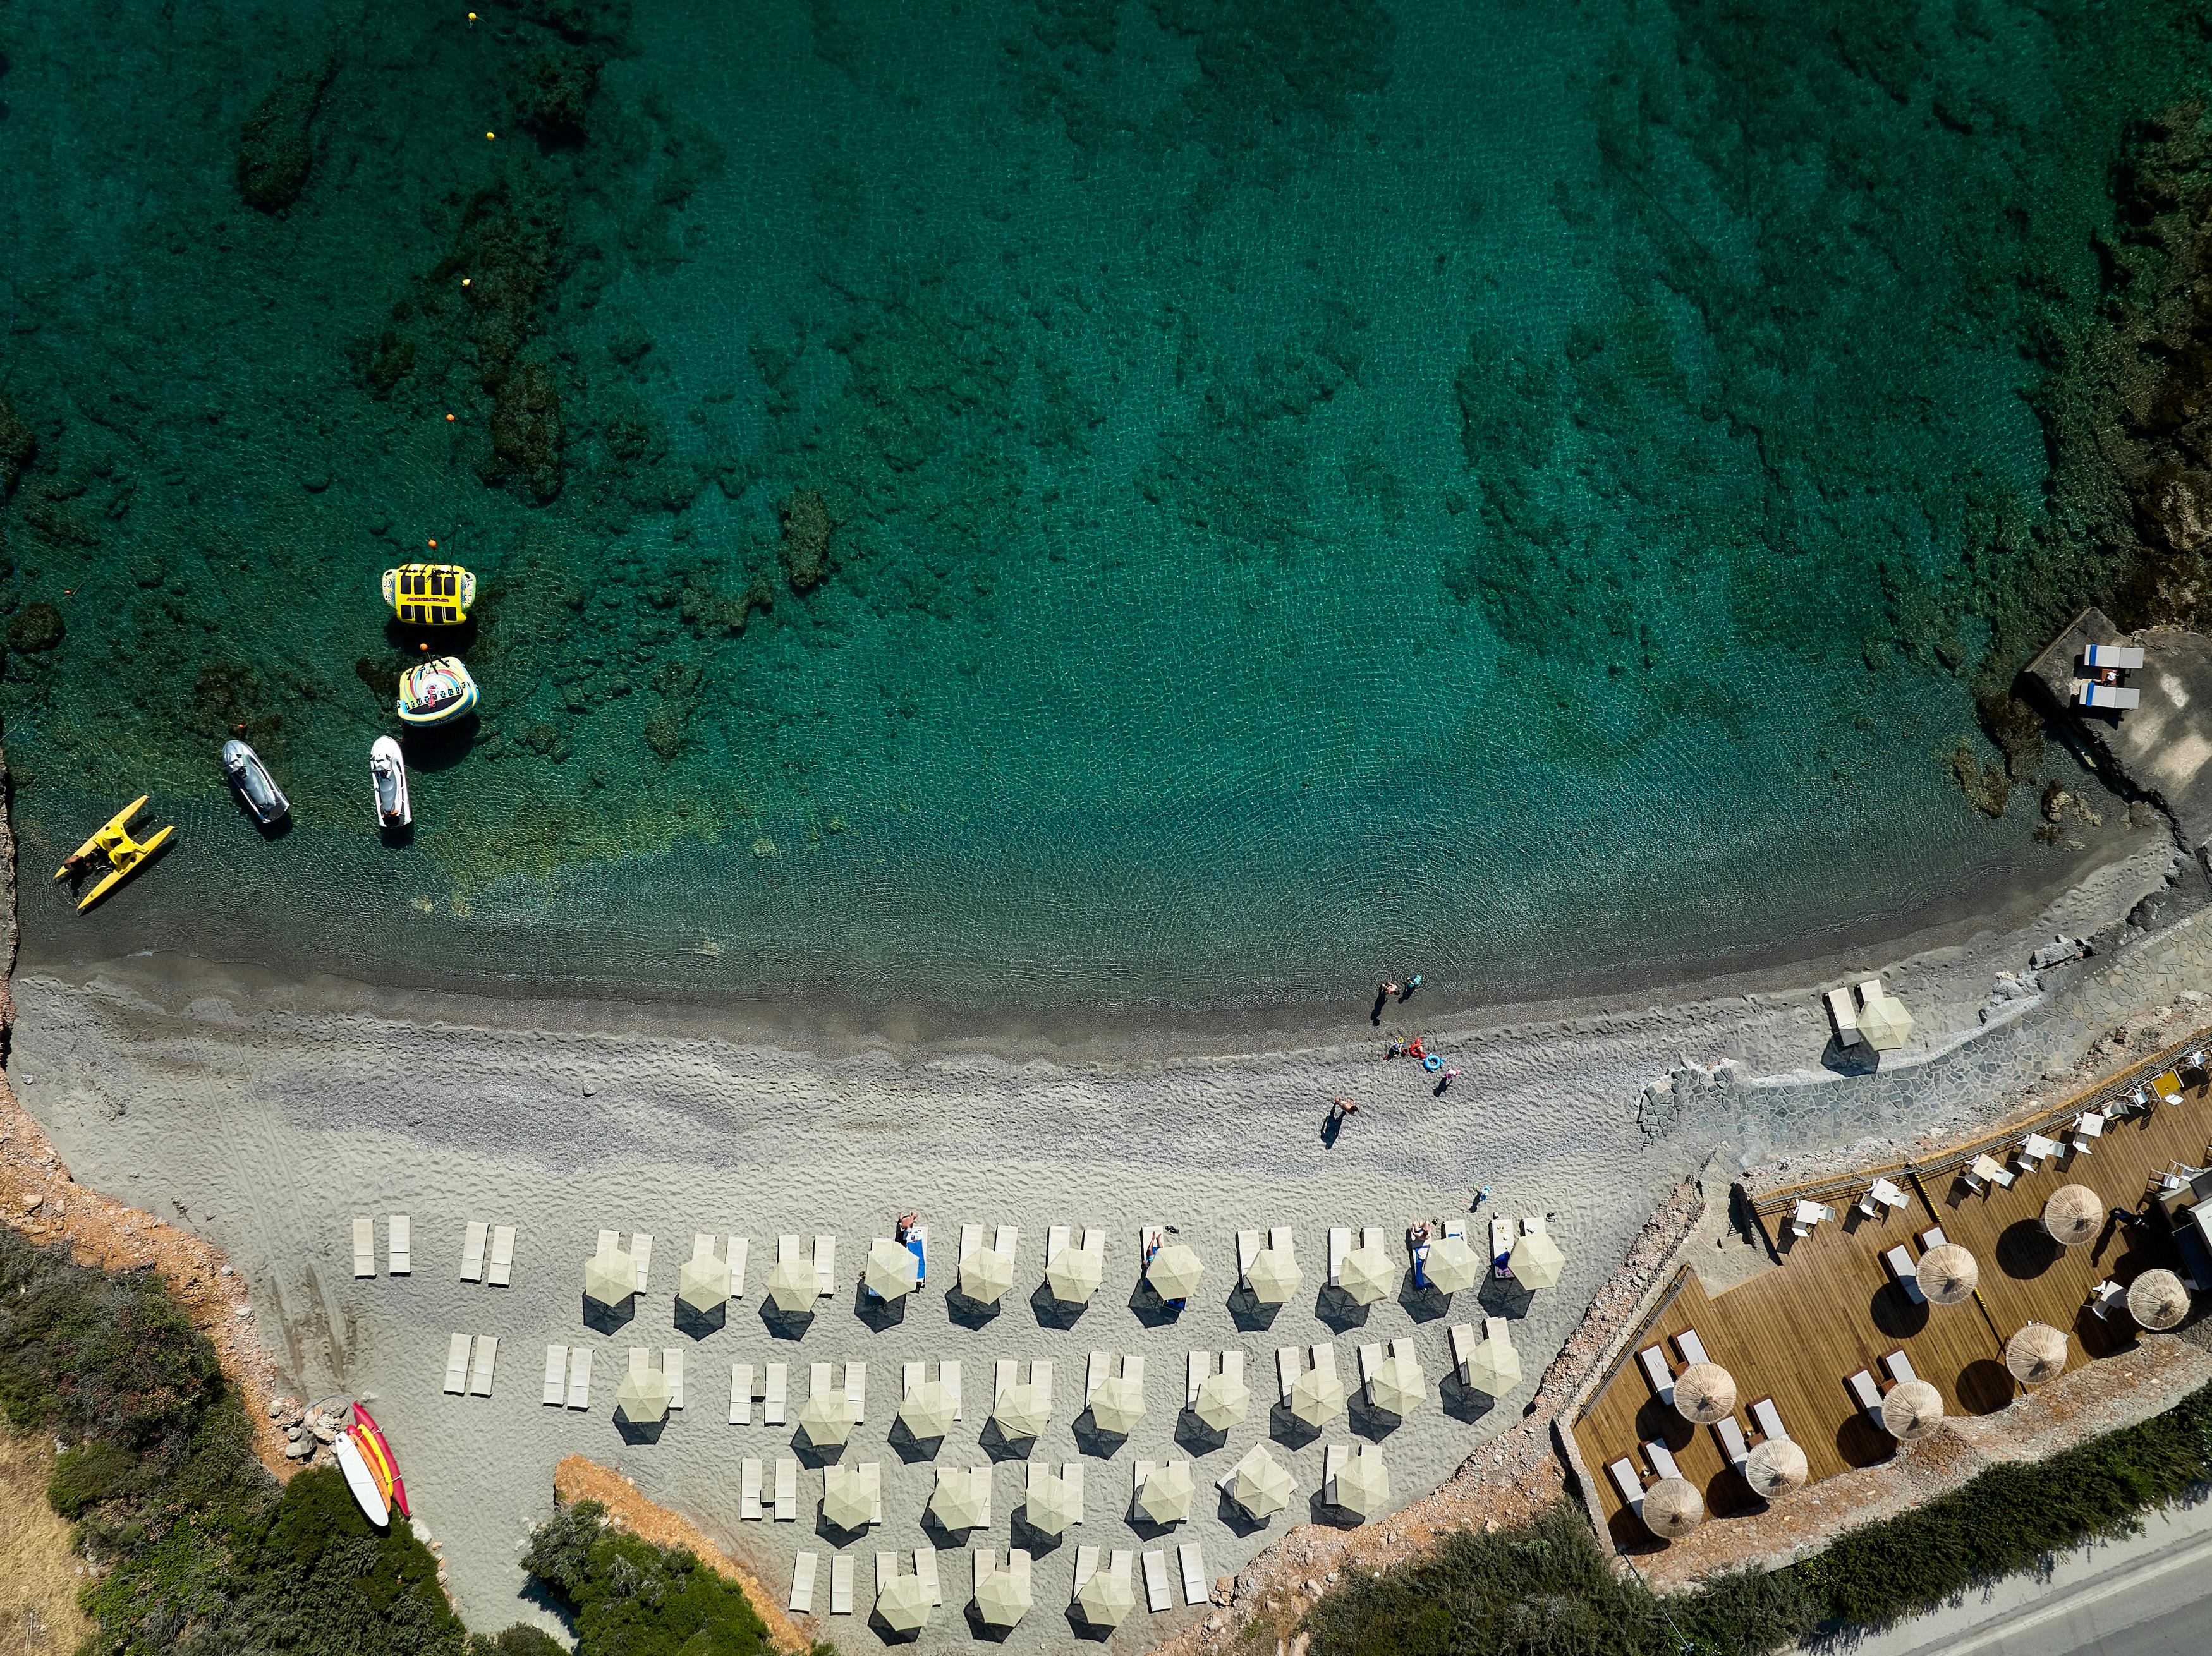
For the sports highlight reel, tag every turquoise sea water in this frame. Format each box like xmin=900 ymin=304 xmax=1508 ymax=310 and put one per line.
xmin=0 ymin=1 xmax=2201 ymax=1011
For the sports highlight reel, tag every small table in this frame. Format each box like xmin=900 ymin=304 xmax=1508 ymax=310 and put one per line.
xmin=1870 ymin=1178 xmax=1907 ymax=1209
xmin=2021 ymin=1133 xmax=2060 ymax=1166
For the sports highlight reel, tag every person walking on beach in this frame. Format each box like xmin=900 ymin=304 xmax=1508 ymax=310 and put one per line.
xmin=1328 ymin=1097 xmax=1361 ymax=1127
xmin=1435 ymin=1065 xmax=1460 ymax=1095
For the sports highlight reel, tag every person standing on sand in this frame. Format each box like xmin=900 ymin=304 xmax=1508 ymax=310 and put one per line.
xmin=1328 ymin=1097 xmax=1360 ymax=1126
xmin=1437 ymin=1066 xmax=1460 ymax=1093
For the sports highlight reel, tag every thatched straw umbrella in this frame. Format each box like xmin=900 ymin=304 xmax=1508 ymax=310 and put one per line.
xmin=1744 ymin=1437 xmax=1808 ymax=1499
xmin=2042 ymin=1184 xmax=2102 ymax=1247
xmin=2005 ymin=1322 xmax=2069 ymax=1387
xmin=1641 ymin=1477 xmax=1703 ymax=1538
xmin=1918 ymin=1244 xmax=1978 ymax=1305
xmin=2129 ymin=1268 xmax=2191 ymax=1331
xmin=1882 ymin=1379 xmax=1944 ymax=1441
xmin=1672 ymin=1362 xmax=1737 ymax=1424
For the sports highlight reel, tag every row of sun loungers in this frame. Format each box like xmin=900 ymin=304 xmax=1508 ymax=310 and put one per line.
xmin=1616 ymin=1325 xmax=1798 ymax=1512
xmin=784 ymin=1544 xmax=1211 ymax=1619
xmin=442 ymin=1333 xmax=498 ymax=1396
xmin=352 ymin=1215 xmax=412 ymax=1277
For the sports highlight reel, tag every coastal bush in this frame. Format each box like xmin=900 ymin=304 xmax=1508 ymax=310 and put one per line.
xmin=520 ymin=1500 xmax=780 ymax=1656
xmin=0 ymin=1226 xmax=578 ymax=1656
xmin=1299 ymin=1381 xmax=2212 ymax=1653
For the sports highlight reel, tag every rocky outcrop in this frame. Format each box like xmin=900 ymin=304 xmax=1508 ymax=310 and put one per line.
xmin=0 ymin=392 xmax=35 ymax=497
xmin=236 ymin=59 xmax=334 ymax=212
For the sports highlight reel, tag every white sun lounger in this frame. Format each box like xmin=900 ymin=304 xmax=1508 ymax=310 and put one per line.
xmin=730 ymin=1362 xmax=753 ymax=1425
xmin=974 ymin=1547 xmax=999 ymax=1602
xmin=1178 ymin=1542 xmax=1207 ymax=1605
xmin=1143 ymin=1549 xmax=1172 ymax=1612
xmin=860 ymin=1461 xmax=883 ymax=1523
xmin=1713 ymin=1415 xmax=1749 ymax=1467
xmin=1276 ymin=1346 xmax=1303 ymax=1401
xmin=944 ymin=1360 xmax=962 ymax=1420
xmin=1751 ymin=1398 xmax=1789 ymax=1441
xmin=961 ymin=1223 xmax=984 ymax=1267
xmin=774 ymin=1458 xmax=798 ymax=1521
xmin=1033 ymin=1358 xmax=1053 ymax=1410
xmin=740 ymin=1459 xmax=762 ymax=1520
xmin=664 ymin=1348 xmax=684 ymax=1408
xmin=1236 ymin=1230 xmax=1261 ymax=1279
xmin=1608 ymin=1458 xmax=1644 ymax=1513
xmin=811 ymin=1360 xmax=833 ymax=1408
xmin=461 ymin=1221 xmax=488 ymax=1282
xmin=631 ymin=1233 xmax=653 ymax=1290
xmin=1449 ymin=1324 xmax=1477 ymax=1381
xmin=1883 ymin=1350 xmax=1917 ymax=1386
xmin=787 ymin=1553 xmax=816 ymax=1614
xmin=388 ymin=1215 xmax=411 ymax=1274
xmin=1885 ymin=1246 xmax=1925 ymax=1304
xmin=915 ymin=1547 xmax=942 ymax=1606
xmin=1088 ymin=1350 xmax=1112 ymax=1405
xmin=1322 ymin=1442 xmax=1347 ymax=1504
xmin=1328 ymin=1226 xmax=1351 ymax=1284
xmin=815 ymin=1234 xmax=836 ymax=1295
xmin=875 ymin=1553 xmax=898 ymax=1599
xmin=544 ymin=1345 xmax=568 ymax=1405
xmin=469 ymin=1336 xmax=497 ymax=1397
xmin=1110 ymin=1550 xmax=1134 ymax=1600
xmin=352 ymin=1217 xmax=375 ymax=1278
xmin=1638 ymin=1346 xmax=1674 ymax=1404
xmin=727 ymin=1234 xmax=748 ymax=1296
xmin=994 ymin=1224 xmax=1018 ymax=1263
xmin=904 ymin=1359 xmax=924 ymax=1399
xmin=567 ymin=1347 xmax=592 ymax=1408
xmin=444 ymin=1334 xmax=472 ymax=1394
xmin=829 ymin=1553 xmax=854 ymax=1614
xmin=995 ymin=1358 xmax=1017 ymax=1403
xmin=1311 ymin=1343 xmax=1338 ymax=1393
xmin=1675 ymin=1329 xmax=1710 ymax=1366
xmin=631 ymin=1348 xmax=652 ymax=1380
xmin=1848 ymin=1369 xmax=1884 ymax=1423
xmin=1188 ymin=1350 xmax=1210 ymax=1406
xmin=1643 ymin=1440 xmax=1679 ymax=1480
xmin=1071 ymin=1545 xmax=1101 ymax=1602
xmin=489 ymin=1225 xmax=516 ymax=1287
xmin=597 ymin=1228 xmax=619 ymax=1254
xmin=764 ymin=1362 xmax=788 ymax=1426
xmin=845 ymin=1361 xmax=866 ymax=1421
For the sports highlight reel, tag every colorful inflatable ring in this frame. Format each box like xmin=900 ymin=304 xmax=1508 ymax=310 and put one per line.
xmin=1423 ymin=1054 xmax=1442 ymax=1072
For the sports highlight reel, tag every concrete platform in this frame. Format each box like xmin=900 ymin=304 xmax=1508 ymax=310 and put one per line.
xmin=2025 ymin=608 xmax=2212 ymax=855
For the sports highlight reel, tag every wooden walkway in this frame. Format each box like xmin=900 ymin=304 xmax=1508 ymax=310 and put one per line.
xmin=1573 ymin=1062 xmax=2212 ymax=1552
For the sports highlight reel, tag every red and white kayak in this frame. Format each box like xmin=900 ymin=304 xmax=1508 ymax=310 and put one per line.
xmin=349 ymin=1403 xmax=411 ymax=1520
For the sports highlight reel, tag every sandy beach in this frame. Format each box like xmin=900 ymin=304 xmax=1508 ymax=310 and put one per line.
xmin=6 ymin=826 xmax=2198 ymax=1651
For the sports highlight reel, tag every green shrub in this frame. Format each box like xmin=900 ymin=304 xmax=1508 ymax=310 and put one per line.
xmin=520 ymin=1501 xmax=774 ymax=1656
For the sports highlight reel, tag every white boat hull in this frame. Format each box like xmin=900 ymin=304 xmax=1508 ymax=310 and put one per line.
xmin=370 ymin=736 xmax=411 ymax=828
xmin=332 ymin=1431 xmax=390 ymax=1527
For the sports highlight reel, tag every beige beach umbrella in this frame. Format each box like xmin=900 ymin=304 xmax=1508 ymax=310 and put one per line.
xmin=1088 ymin=1374 xmax=1145 ymax=1435
xmin=959 ymin=1245 xmax=1016 ymax=1305
xmin=1919 ymin=1244 xmax=1979 ymax=1305
xmin=1673 ymin=1362 xmax=1737 ymax=1425
xmin=1367 ymin=1351 xmax=1427 ymax=1418
xmin=1509 ymin=1231 xmax=1566 ymax=1290
xmin=1135 ymin=1460 xmax=1195 ymax=1524
xmin=2129 ymin=1268 xmax=2192 ymax=1331
xmin=582 ymin=1247 xmax=636 ymax=1309
xmin=1045 ymin=1240 xmax=1104 ymax=1303
xmin=992 ymin=1381 xmax=1050 ymax=1440
xmin=798 ymin=1391 xmax=857 ymax=1448
xmin=1426 ymin=1234 xmax=1482 ymax=1295
xmin=676 ymin=1252 xmax=732 ymax=1316
xmin=898 ymin=1379 xmax=956 ymax=1440
xmin=1464 ymin=1336 xmax=1522 ymax=1396
xmin=1146 ymin=1243 xmax=1203 ymax=1300
xmin=1333 ymin=1448 xmax=1390 ymax=1520
xmin=1289 ymin=1364 xmax=1346 ymax=1427
xmin=1337 ymin=1245 xmax=1396 ymax=1307
xmin=822 ymin=1464 xmax=875 ymax=1531
xmin=1246 ymin=1246 xmax=1303 ymax=1305
xmin=1859 ymin=992 xmax=1915 ymax=1052
xmin=928 ymin=1467 xmax=989 ymax=1532
xmin=2043 ymin=1184 xmax=2102 ymax=1247
xmin=1193 ymin=1369 xmax=1251 ymax=1429
xmin=1075 ymin=1561 xmax=1136 ymax=1628
xmin=614 ymin=1366 xmax=672 ymax=1425
xmin=1227 ymin=1447 xmax=1295 ymax=1520
xmin=974 ymin=1561 xmax=1031 ymax=1629
xmin=875 ymin=1573 xmax=932 ymax=1634
xmin=1744 ymin=1437 xmax=1808 ymax=1499
xmin=763 ymin=1255 xmax=817 ymax=1314
xmin=1883 ymin=1379 xmax=1945 ymax=1441
xmin=1641 ymin=1477 xmax=1704 ymax=1538
xmin=1023 ymin=1467 xmax=1081 ymax=1537
xmin=864 ymin=1237 xmax=919 ymax=1302
xmin=2005 ymin=1322 xmax=2069 ymax=1387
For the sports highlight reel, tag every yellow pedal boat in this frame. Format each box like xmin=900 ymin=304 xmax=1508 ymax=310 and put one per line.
xmin=54 ymin=797 xmax=174 ymax=911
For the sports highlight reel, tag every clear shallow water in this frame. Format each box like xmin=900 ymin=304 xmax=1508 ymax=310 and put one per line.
xmin=0 ymin=0 xmax=2197 ymax=1011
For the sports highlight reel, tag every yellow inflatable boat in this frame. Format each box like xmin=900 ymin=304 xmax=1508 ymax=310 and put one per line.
xmin=381 ymin=562 xmax=477 ymax=626
xmin=54 ymin=797 xmax=174 ymax=911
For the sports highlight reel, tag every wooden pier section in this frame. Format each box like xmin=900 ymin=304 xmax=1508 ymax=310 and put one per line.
xmin=1572 ymin=1037 xmax=2212 ymax=1552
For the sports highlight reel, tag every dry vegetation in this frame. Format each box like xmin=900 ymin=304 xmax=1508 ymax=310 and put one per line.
xmin=0 ymin=1429 xmax=93 ymax=1656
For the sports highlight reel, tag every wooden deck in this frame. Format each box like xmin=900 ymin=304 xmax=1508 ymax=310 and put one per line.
xmin=1573 ymin=1063 xmax=2212 ymax=1553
